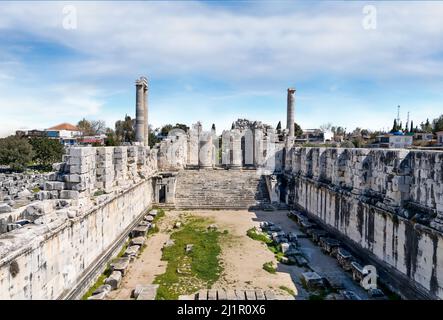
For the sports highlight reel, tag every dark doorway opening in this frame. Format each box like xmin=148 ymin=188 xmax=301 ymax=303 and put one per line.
xmin=159 ymin=185 xmax=166 ymax=203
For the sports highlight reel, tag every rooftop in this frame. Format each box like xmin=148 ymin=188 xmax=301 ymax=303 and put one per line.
xmin=46 ymin=123 xmax=80 ymax=131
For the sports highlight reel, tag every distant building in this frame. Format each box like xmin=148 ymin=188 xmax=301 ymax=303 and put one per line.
xmin=15 ymin=129 xmax=46 ymax=138
xmin=414 ymin=132 xmax=434 ymax=141
xmin=78 ymin=134 xmax=106 ymax=146
xmin=296 ymin=129 xmax=333 ymax=144
xmin=45 ymin=123 xmax=82 ymax=145
xmin=372 ymin=132 xmax=413 ymax=149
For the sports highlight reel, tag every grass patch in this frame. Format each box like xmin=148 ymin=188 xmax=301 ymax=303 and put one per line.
xmin=247 ymin=227 xmax=272 ymax=244
xmin=81 ymin=268 xmax=112 ymax=300
xmin=93 ymin=190 xmax=105 ymax=197
xmin=263 ymin=261 xmax=276 ymax=274
xmin=31 ymin=186 xmax=40 ymax=193
xmin=279 ymin=285 xmax=295 ymax=296
xmin=154 ymin=216 xmax=223 ymax=300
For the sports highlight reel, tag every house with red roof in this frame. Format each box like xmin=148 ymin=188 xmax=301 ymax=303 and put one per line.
xmin=45 ymin=123 xmax=83 ymax=145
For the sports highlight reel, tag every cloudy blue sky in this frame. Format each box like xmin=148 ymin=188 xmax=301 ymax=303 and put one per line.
xmin=0 ymin=1 xmax=443 ymax=137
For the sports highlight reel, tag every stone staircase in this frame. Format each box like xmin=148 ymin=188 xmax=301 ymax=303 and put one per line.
xmin=173 ymin=169 xmax=269 ymax=210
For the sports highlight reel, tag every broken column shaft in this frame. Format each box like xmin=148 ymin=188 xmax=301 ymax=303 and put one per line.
xmin=286 ymin=88 xmax=296 ymax=138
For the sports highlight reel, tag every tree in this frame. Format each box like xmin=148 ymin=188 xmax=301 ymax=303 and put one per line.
xmin=159 ymin=123 xmax=189 ymax=137
xmin=391 ymin=119 xmax=399 ymax=132
xmin=174 ymin=123 xmax=189 ymax=133
xmin=432 ymin=115 xmax=443 ymax=133
xmin=294 ymin=122 xmax=303 ymax=137
xmin=160 ymin=124 xmax=173 ymax=136
xmin=91 ymin=120 xmax=107 ymax=135
xmin=77 ymin=118 xmax=94 ymax=136
xmin=115 ymin=115 xmax=135 ymax=143
xmin=0 ymin=136 xmax=34 ymax=172
xmin=146 ymin=125 xmax=160 ymax=148
xmin=340 ymin=140 xmax=355 ymax=148
xmin=29 ymin=137 xmax=64 ymax=170
xmin=319 ymin=123 xmax=332 ymax=132
xmin=276 ymin=121 xmax=282 ymax=134
xmin=410 ymin=120 xmax=414 ymax=133
xmin=77 ymin=118 xmax=107 ymax=136
xmin=104 ymin=128 xmax=119 ymax=146
xmin=421 ymin=118 xmax=433 ymax=133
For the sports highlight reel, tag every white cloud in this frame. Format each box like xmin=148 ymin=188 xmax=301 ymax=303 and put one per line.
xmin=1 ymin=1 xmax=443 ymax=135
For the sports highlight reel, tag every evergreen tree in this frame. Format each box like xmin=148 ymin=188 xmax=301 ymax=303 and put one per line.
xmin=424 ymin=118 xmax=432 ymax=133
xmin=410 ymin=120 xmax=414 ymax=133
xmin=276 ymin=121 xmax=282 ymax=134
xmin=432 ymin=115 xmax=443 ymax=133
xmin=391 ymin=119 xmax=398 ymax=132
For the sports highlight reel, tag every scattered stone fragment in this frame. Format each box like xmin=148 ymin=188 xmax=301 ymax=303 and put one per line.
xmin=136 ymin=285 xmax=159 ymax=300
xmin=93 ymin=284 xmax=112 ymax=296
xmin=131 ymin=236 xmax=145 ymax=246
xmin=123 ymin=245 xmax=140 ymax=259
xmin=280 ymin=242 xmax=290 ymax=254
xmin=207 ymin=224 xmax=218 ymax=231
xmin=144 ymin=215 xmax=154 ymax=222
xmin=174 ymin=221 xmax=182 ymax=228
xmin=0 ymin=203 xmax=12 ymax=213
xmin=149 ymin=209 xmax=158 ymax=217
xmin=185 ymin=244 xmax=193 ymax=254
xmin=163 ymin=239 xmax=175 ymax=249
xmin=104 ymin=271 xmax=122 ymax=290
xmin=131 ymin=225 xmax=149 ymax=238
xmin=87 ymin=291 xmax=107 ymax=300
xmin=110 ymin=257 xmax=130 ymax=275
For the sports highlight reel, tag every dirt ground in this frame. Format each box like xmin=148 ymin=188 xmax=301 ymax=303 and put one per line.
xmin=107 ymin=209 xmax=368 ymax=300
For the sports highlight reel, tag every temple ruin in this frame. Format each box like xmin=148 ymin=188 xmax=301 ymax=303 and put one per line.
xmin=0 ymin=77 xmax=442 ymax=300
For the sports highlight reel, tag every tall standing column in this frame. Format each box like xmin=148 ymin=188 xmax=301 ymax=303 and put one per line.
xmin=143 ymin=83 xmax=149 ymax=147
xmin=286 ymin=88 xmax=296 ymax=138
xmin=135 ymin=77 xmax=147 ymax=144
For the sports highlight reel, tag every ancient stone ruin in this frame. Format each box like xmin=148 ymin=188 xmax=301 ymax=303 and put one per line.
xmin=1 ymin=77 xmax=442 ymax=300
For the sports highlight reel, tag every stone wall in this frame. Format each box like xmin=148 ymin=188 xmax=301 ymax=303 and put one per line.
xmin=0 ymin=145 xmax=157 ymax=299
xmin=284 ymin=147 xmax=443 ymax=299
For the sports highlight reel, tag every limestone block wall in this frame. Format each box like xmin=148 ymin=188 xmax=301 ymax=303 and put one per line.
xmin=285 ymin=147 xmax=443 ymax=299
xmin=0 ymin=178 xmax=154 ymax=299
xmin=158 ymin=134 xmax=188 ymax=171
xmin=0 ymin=145 xmax=158 ymax=299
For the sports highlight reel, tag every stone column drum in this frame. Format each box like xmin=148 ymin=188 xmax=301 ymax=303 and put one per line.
xmin=199 ymin=132 xmax=213 ymax=169
xmin=135 ymin=77 xmax=148 ymax=144
xmin=286 ymin=88 xmax=296 ymax=138
xmin=230 ymin=130 xmax=242 ymax=169
xmin=143 ymin=83 xmax=149 ymax=147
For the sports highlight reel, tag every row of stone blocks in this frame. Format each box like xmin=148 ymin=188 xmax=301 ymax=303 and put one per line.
xmin=87 ymin=209 xmax=159 ymax=300
xmin=180 ymin=289 xmax=277 ymax=300
xmin=41 ymin=146 xmax=156 ymax=200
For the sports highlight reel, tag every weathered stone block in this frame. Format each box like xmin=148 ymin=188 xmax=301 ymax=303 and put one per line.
xmin=110 ymin=257 xmax=130 ymax=275
xmin=0 ymin=203 xmax=12 ymax=213
xmin=105 ymin=271 xmax=122 ymax=290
